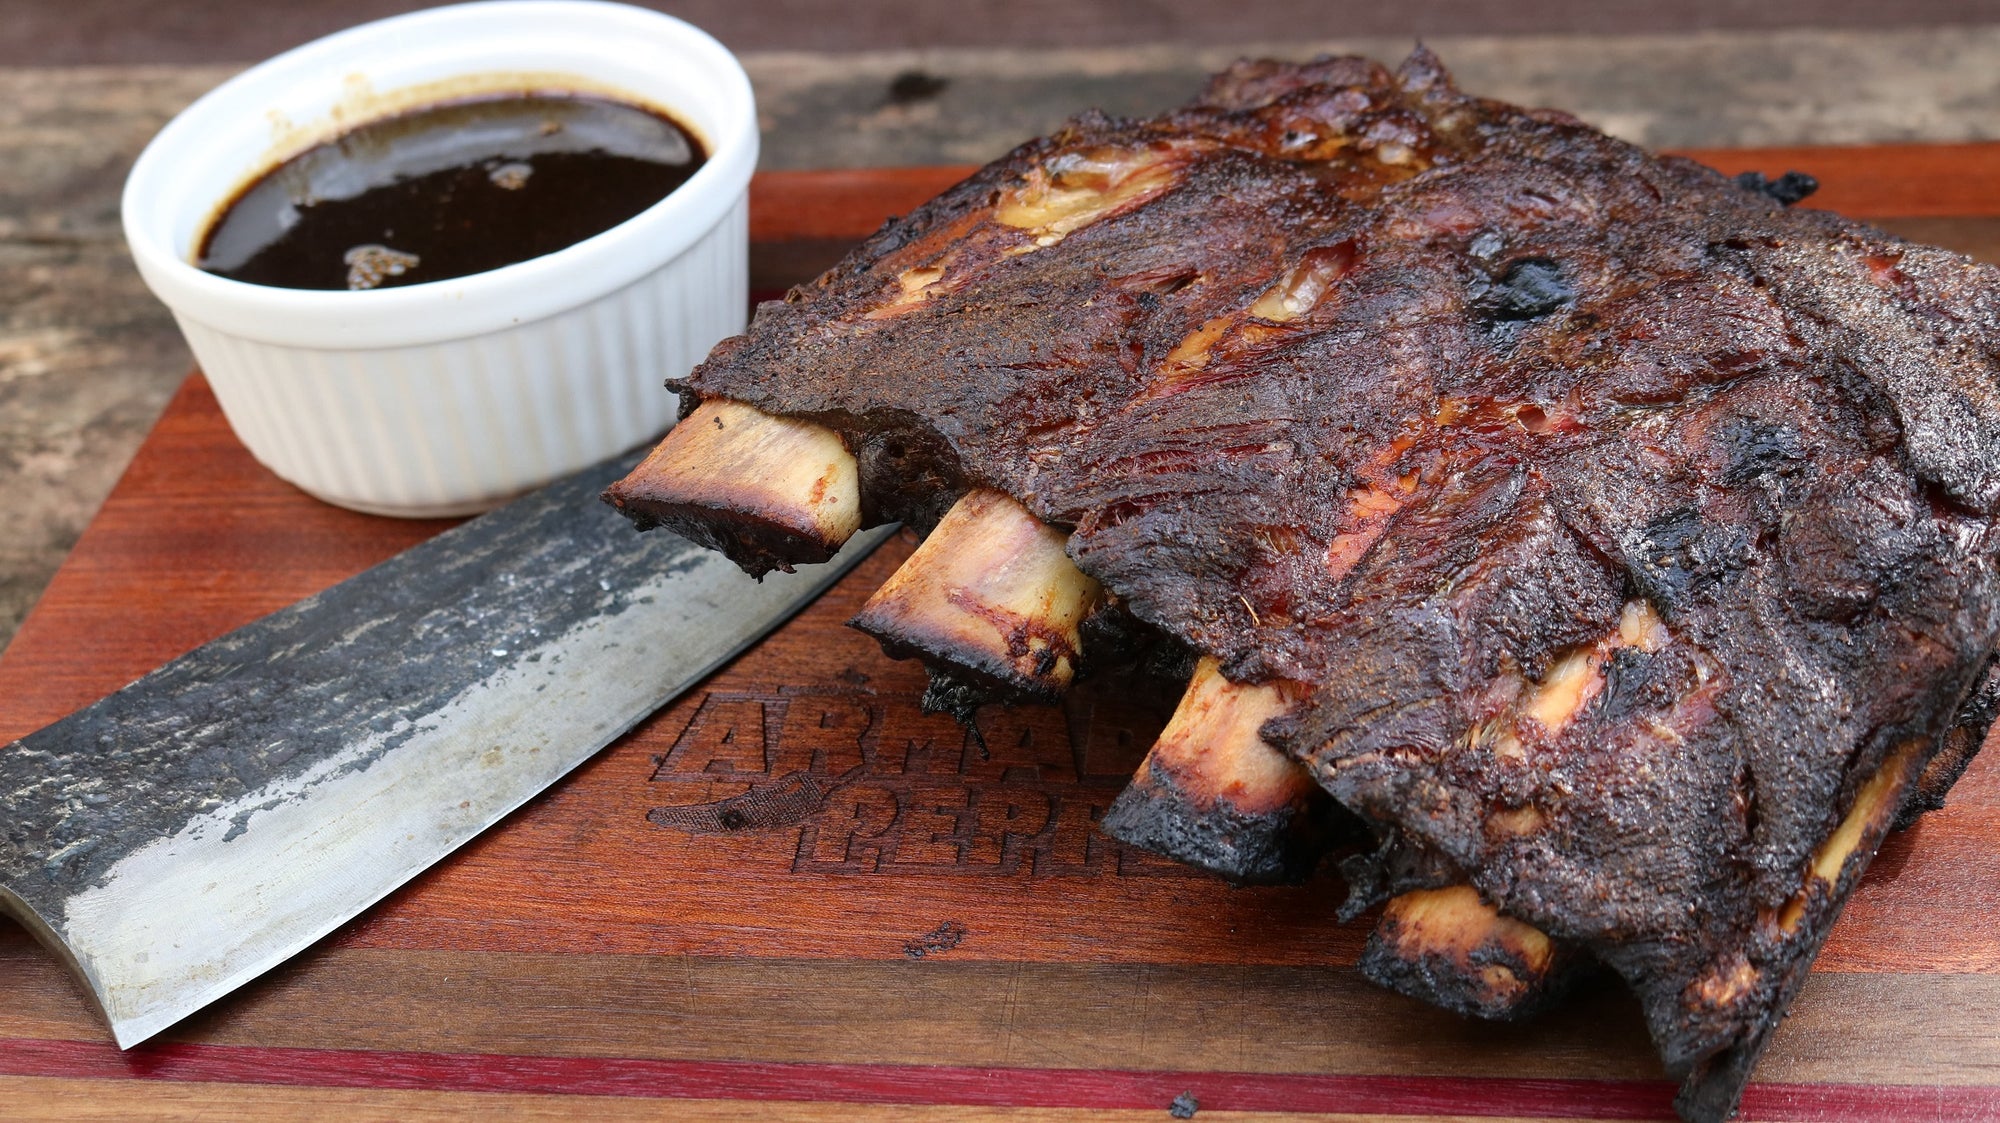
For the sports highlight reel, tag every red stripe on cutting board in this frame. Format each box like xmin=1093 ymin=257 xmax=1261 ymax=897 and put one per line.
xmin=5 ymin=1038 xmax=1997 ymax=1120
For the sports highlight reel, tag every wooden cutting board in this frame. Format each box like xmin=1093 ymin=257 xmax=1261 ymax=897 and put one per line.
xmin=5 ymin=151 xmax=2000 ymax=1122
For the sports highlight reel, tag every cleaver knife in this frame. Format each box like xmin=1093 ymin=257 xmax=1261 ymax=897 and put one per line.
xmin=0 ymin=449 xmax=890 ymax=1049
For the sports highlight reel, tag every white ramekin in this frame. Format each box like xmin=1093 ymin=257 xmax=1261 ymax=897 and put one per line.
xmin=121 ymin=0 xmax=756 ymax=516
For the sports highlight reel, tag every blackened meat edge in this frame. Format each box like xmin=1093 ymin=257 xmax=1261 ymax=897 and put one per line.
xmin=649 ymin=50 xmax=2000 ymax=1121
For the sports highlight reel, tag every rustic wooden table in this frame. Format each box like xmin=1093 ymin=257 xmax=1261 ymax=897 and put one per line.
xmin=3 ymin=154 xmax=1999 ymax=1121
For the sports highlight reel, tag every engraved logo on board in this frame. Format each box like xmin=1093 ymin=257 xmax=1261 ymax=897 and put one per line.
xmin=645 ymin=681 xmax=1193 ymax=877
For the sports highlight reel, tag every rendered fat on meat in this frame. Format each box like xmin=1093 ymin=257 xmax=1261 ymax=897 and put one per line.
xmin=608 ymin=48 xmax=2000 ymax=1123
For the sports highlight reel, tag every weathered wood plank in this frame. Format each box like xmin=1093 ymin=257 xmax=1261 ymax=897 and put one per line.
xmin=4 ymin=920 xmax=1997 ymax=1089
xmin=0 ymin=1081 xmax=1444 ymax=1123
xmin=6 ymin=3 xmax=2000 ymax=64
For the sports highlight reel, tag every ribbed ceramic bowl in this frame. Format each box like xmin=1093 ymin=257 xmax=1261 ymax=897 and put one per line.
xmin=122 ymin=0 xmax=755 ymax=516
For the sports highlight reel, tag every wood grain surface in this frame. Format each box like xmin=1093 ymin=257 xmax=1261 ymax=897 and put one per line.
xmin=9 ymin=1 xmax=1991 ymax=66
xmin=5 ymin=155 xmax=2000 ymax=1120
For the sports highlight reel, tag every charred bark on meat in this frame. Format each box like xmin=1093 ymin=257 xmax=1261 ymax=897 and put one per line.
xmin=609 ymin=47 xmax=2000 ymax=1123
xmin=1895 ymin=654 xmax=2000 ymax=829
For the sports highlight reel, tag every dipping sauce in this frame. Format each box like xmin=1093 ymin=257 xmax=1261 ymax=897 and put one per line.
xmin=198 ymin=93 xmax=706 ymax=290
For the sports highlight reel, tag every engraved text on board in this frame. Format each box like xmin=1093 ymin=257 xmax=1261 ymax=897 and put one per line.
xmin=645 ymin=680 xmax=1194 ymax=878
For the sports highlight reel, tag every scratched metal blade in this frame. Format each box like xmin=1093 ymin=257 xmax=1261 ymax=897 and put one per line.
xmin=0 ymin=453 xmax=891 ymax=1049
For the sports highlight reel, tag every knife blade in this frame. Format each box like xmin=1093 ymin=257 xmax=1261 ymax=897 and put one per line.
xmin=0 ymin=450 xmax=891 ymax=1049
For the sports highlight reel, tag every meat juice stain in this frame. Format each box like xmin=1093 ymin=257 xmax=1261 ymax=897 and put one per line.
xmin=197 ymin=93 xmax=706 ymax=291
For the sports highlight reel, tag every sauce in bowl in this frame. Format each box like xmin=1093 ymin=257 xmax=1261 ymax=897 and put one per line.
xmin=198 ymin=93 xmax=707 ymax=291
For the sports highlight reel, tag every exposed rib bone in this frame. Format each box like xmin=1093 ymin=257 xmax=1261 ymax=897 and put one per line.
xmin=1360 ymin=885 xmax=1575 ymax=1020
xmin=603 ymin=400 xmax=860 ymax=577
xmin=1100 ymin=657 xmax=1328 ymax=883
xmin=851 ymin=489 xmax=1102 ymax=702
